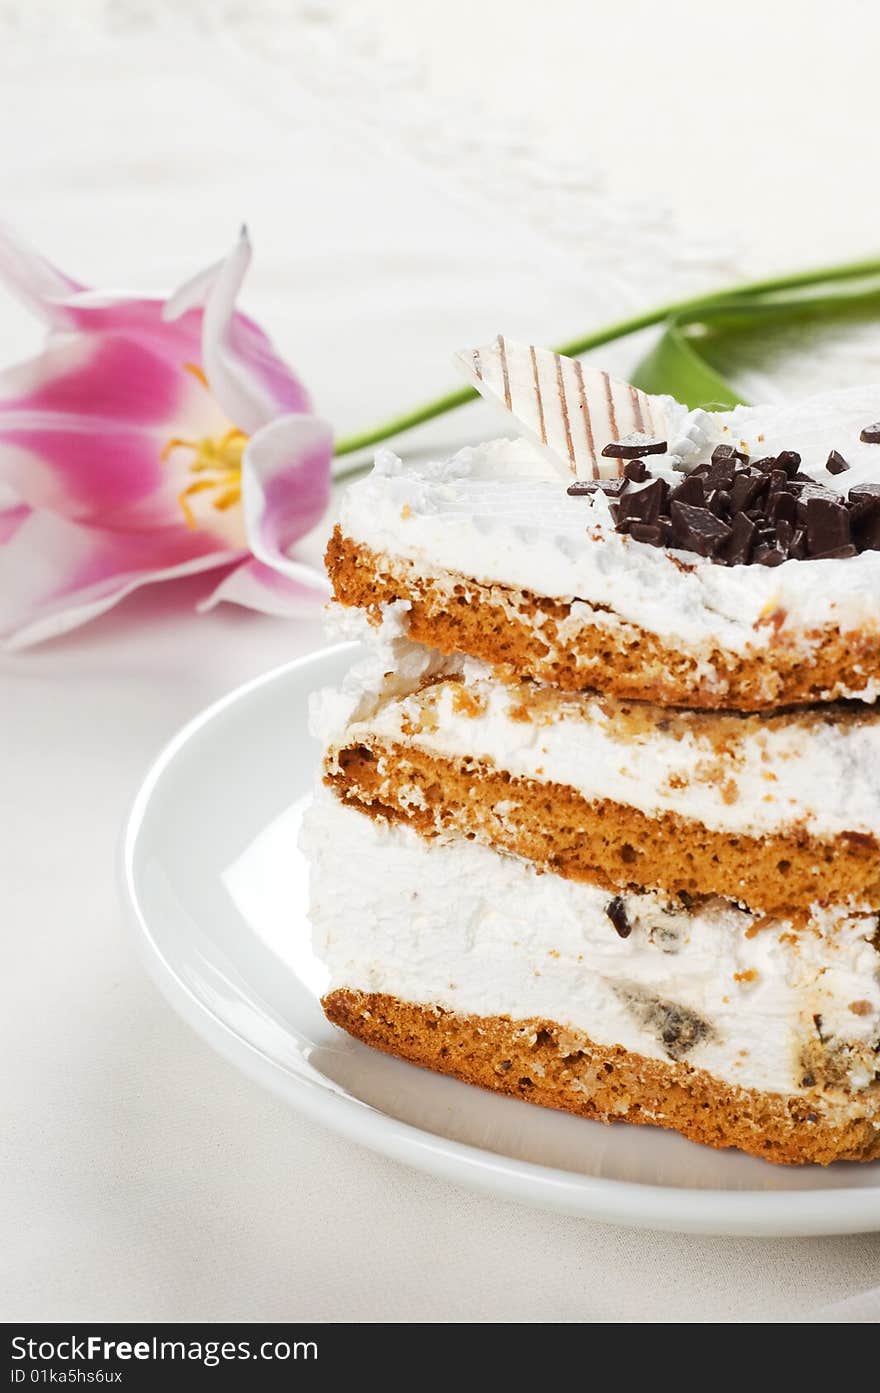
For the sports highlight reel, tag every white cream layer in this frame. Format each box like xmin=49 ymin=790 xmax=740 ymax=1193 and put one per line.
xmin=304 ymin=792 xmax=880 ymax=1096
xmin=340 ymin=384 xmax=880 ymax=663
xmin=314 ymin=629 xmax=880 ymax=840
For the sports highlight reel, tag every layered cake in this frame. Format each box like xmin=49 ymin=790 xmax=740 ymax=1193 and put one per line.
xmin=304 ymin=340 xmax=880 ymax=1165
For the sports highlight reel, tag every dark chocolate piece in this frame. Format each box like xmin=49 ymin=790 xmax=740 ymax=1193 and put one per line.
xmin=729 ymin=471 xmax=767 ymax=514
xmin=775 ymin=519 xmax=794 ymax=551
xmin=810 ymin=544 xmax=858 ymax=561
xmin=711 ymin=443 xmax=749 ymax=464
xmin=567 ymin=478 xmax=628 ymax=497
xmin=855 ymin=510 xmax=880 ymax=550
xmin=613 ymin=478 xmax=668 ymax=527
xmin=705 ymin=458 xmax=736 ymax=490
xmin=774 ymin=450 xmax=802 ymax=478
xmin=753 ymin=545 xmax=786 ymax=567
xmin=623 ymin=458 xmax=649 ymax=482
xmin=849 ymin=492 xmax=880 ymax=526
xmin=825 ymin=449 xmax=849 ymax=475
xmin=601 ymin=438 xmax=667 ymax=458
xmin=628 ymin=522 xmax=664 ymax=544
xmin=859 ymin=423 xmax=880 ymax=443
xmin=789 ymin=526 xmax=808 ymax=559
xmin=718 ymin=511 xmax=756 ymax=565
xmin=670 ymin=500 xmax=732 ymax=556
xmin=796 ymin=481 xmax=837 ymax=518
xmin=805 ymin=497 xmax=851 ymax=556
xmin=605 ymin=897 xmax=632 ymax=939
xmin=769 ymin=491 xmax=797 ymax=525
xmin=671 ymin=474 xmax=706 ymax=507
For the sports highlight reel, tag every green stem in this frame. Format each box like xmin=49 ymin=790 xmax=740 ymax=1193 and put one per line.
xmin=332 ymin=252 xmax=880 ymax=466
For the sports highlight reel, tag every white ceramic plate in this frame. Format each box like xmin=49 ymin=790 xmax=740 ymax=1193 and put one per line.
xmin=122 ymin=643 xmax=880 ymax=1237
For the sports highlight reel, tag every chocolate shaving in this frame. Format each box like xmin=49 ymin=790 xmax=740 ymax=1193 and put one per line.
xmin=605 ymin=897 xmax=632 ymax=939
xmin=859 ymin=423 xmax=880 ymax=443
xmin=601 ymin=438 xmax=667 ymax=458
xmin=825 ymin=449 xmax=849 ymax=475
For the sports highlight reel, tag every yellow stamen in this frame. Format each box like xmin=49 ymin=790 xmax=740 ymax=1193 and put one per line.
xmin=184 ymin=361 xmax=210 ymax=389
xmin=164 ymin=427 xmax=248 ymax=530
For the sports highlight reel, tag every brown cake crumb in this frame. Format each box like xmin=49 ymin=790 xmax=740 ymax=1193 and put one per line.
xmin=451 ymin=684 xmax=487 ymax=718
xmin=849 ymin=1000 xmax=873 ymax=1016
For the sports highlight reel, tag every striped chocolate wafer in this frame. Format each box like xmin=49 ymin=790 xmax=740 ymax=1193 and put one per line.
xmin=455 ymin=337 xmax=669 ymax=480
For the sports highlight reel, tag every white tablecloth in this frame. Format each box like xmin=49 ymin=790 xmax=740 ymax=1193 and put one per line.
xmin=3 ymin=2 xmax=880 ymax=1323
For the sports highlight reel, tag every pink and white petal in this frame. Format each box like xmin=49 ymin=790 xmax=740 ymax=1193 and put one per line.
xmin=199 ymin=414 xmax=332 ymax=617
xmin=242 ymin=413 xmax=332 ymax=572
xmin=0 ymin=507 xmax=243 ymax=650
xmin=181 ymin=229 xmax=312 ymax=434
xmin=0 ymin=331 xmax=234 ymax=529
xmin=0 ymin=222 xmax=84 ymax=327
xmin=161 ymin=254 xmax=226 ymax=323
xmin=0 ymin=499 xmax=29 ymax=543
xmin=0 ymin=333 xmax=184 ymax=423
xmin=60 ymin=295 xmax=204 ymax=356
xmin=198 ymin=554 xmax=329 ymax=617
xmin=0 ymin=224 xmax=210 ymax=358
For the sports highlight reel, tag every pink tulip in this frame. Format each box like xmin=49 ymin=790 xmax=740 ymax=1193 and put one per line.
xmin=0 ymin=225 xmax=333 ymax=649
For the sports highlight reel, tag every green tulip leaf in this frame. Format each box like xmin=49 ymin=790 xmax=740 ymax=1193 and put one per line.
xmin=630 ymin=319 xmax=743 ymax=410
xmin=630 ymin=280 xmax=880 ymax=411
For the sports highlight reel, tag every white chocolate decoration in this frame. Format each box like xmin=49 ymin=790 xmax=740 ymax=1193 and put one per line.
xmin=454 ymin=336 xmax=671 ymax=480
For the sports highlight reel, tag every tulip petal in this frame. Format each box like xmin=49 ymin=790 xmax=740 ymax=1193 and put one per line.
xmin=0 ymin=507 xmax=242 ymax=650
xmin=166 ymin=229 xmax=313 ymax=433
xmin=0 ymin=227 xmax=327 ymax=645
xmin=0 ymin=499 xmax=29 ymax=544
xmin=243 ymin=414 xmax=332 ymax=575
xmin=0 ymin=325 xmax=238 ymax=537
xmin=0 ymin=222 xmax=83 ymax=326
xmin=160 ymin=256 xmax=225 ymax=323
xmin=198 ymin=554 xmax=329 ymax=617
xmin=200 ymin=413 xmax=333 ymax=617
xmin=0 ymin=223 xmax=207 ymax=350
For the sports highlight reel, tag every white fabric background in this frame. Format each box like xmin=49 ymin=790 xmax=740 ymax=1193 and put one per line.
xmin=3 ymin=1 xmax=880 ymax=1322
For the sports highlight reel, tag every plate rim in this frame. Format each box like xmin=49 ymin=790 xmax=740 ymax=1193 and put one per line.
xmin=120 ymin=645 xmax=880 ymax=1237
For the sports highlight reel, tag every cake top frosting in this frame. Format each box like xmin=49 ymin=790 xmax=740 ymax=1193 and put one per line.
xmin=456 ymin=337 xmax=880 ymax=569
